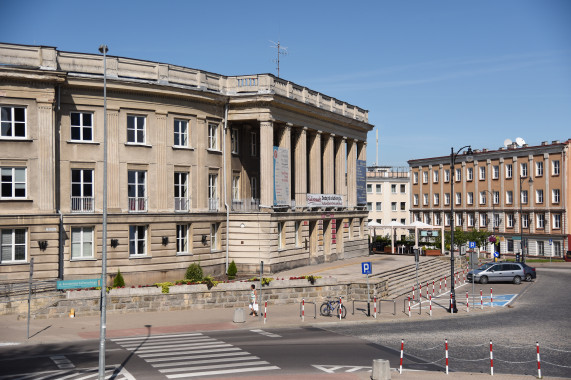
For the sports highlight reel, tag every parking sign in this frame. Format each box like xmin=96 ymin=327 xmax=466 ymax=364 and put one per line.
xmin=468 ymin=241 xmax=476 ymax=249
xmin=362 ymin=262 xmax=372 ymax=275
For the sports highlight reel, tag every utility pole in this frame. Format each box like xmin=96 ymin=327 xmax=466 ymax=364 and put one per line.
xmin=270 ymin=41 xmax=287 ymax=78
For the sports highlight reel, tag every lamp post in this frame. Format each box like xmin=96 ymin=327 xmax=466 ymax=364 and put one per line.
xmin=484 ymin=189 xmax=498 ymax=256
xmin=448 ymin=145 xmax=473 ymax=313
xmin=519 ymin=176 xmax=533 ymax=263
xmin=98 ymin=44 xmax=108 ymax=380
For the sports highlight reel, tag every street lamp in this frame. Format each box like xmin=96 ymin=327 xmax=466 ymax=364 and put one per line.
xmin=484 ymin=189 xmax=498 ymax=255
xmin=449 ymin=145 xmax=473 ymax=313
xmin=519 ymin=176 xmax=533 ymax=263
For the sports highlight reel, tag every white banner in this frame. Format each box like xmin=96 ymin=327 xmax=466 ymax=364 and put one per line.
xmin=306 ymin=194 xmax=344 ymax=207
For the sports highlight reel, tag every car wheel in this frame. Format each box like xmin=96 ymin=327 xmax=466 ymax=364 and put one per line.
xmin=525 ymin=274 xmax=532 ymax=282
xmin=513 ymin=276 xmax=521 ymax=285
xmin=479 ymin=276 xmax=488 ymax=284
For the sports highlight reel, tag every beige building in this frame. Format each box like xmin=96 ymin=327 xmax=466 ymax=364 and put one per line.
xmin=0 ymin=43 xmax=373 ymax=285
xmin=408 ymin=140 xmax=570 ymax=258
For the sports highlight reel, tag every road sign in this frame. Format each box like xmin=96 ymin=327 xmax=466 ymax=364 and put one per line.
xmin=494 ymin=252 xmax=500 ymax=258
xmin=468 ymin=241 xmax=476 ymax=249
xmin=549 ymin=239 xmax=553 ymax=245
xmin=362 ymin=262 xmax=372 ymax=275
xmin=56 ymin=278 xmax=100 ymax=290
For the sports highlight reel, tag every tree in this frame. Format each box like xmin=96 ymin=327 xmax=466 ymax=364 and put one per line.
xmin=113 ymin=269 xmax=125 ymax=288
xmin=185 ymin=263 xmax=203 ymax=282
xmin=227 ymin=260 xmax=238 ymax=280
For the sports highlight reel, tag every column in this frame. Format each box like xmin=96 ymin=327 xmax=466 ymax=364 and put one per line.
xmin=323 ymin=134 xmax=334 ymax=194
xmin=309 ymin=131 xmax=322 ymax=194
xmin=280 ymin=124 xmax=291 ymax=203
xmin=334 ymin=137 xmax=346 ymax=201
xmin=259 ymin=121 xmax=274 ymax=208
xmin=37 ymin=102 xmax=55 ymax=211
xmin=347 ymin=139 xmax=357 ymax=208
xmin=107 ymin=109 xmax=120 ymax=210
xmin=155 ymin=112 xmax=168 ymax=210
xmin=294 ymin=127 xmax=307 ymax=207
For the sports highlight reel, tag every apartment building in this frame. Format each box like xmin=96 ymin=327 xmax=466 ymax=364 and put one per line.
xmin=408 ymin=140 xmax=570 ymax=258
xmin=0 ymin=43 xmax=373 ymax=284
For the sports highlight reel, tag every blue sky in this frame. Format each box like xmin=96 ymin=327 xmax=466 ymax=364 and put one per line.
xmin=2 ymin=0 xmax=570 ymax=166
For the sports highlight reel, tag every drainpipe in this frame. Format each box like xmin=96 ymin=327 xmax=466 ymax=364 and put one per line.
xmin=55 ymin=84 xmax=64 ymax=280
xmin=223 ymin=101 xmax=230 ymax=274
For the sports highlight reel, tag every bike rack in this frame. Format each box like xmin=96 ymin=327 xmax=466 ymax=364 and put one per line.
xmin=351 ymin=299 xmax=369 ymax=315
xmin=378 ymin=299 xmax=397 ymax=316
xmin=299 ymin=300 xmax=317 ymax=319
xmin=403 ymin=298 xmax=422 ymax=315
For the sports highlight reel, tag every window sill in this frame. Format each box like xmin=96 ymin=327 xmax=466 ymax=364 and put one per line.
xmin=129 ymin=255 xmax=152 ymax=259
xmin=0 ymin=261 xmax=28 ymax=265
xmin=0 ymin=198 xmax=32 ymax=202
xmin=207 ymin=148 xmax=222 ymax=154
xmin=0 ymin=138 xmax=32 ymax=142
xmin=70 ymin=258 xmax=97 ymax=262
xmin=67 ymin=140 xmax=100 ymax=145
xmin=176 ymin=253 xmax=193 ymax=256
xmin=172 ymin=146 xmax=194 ymax=151
xmin=125 ymin=143 xmax=152 ymax=148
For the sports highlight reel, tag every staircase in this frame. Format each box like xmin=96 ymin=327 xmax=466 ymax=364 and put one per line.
xmin=372 ymin=257 xmax=467 ymax=299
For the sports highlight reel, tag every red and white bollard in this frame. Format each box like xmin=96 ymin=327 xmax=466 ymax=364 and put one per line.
xmin=432 ymin=280 xmax=435 ymax=297
xmin=426 ymin=282 xmax=429 ymax=299
xmin=466 ymin=291 xmax=469 ymax=313
xmin=445 ymin=339 xmax=449 ymax=374
xmin=412 ymin=285 xmax=415 ymax=301
xmin=264 ymin=301 xmax=267 ymax=324
xmin=419 ymin=283 xmax=422 ymax=299
xmin=302 ymin=298 xmax=305 ymax=322
xmin=490 ymin=288 xmax=493 ymax=308
xmin=429 ymin=294 xmax=432 ymax=317
xmin=450 ymin=293 xmax=454 ymax=314
xmin=440 ymin=278 xmax=442 ymax=293
xmin=399 ymin=339 xmax=404 ymax=374
xmin=490 ymin=340 xmax=494 ymax=376
xmin=537 ymin=342 xmax=542 ymax=379
xmin=374 ymin=296 xmax=377 ymax=319
xmin=480 ymin=289 xmax=483 ymax=309
xmin=408 ymin=296 xmax=411 ymax=317
xmin=445 ymin=276 xmax=447 ymax=291
xmin=339 ymin=297 xmax=342 ymax=320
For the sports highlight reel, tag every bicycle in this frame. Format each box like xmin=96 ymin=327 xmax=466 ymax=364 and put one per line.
xmin=320 ymin=298 xmax=347 ymax=318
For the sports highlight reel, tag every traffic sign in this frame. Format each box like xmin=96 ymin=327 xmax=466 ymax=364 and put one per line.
xmin=468 ymin=241 xmax=476 ymax=249
xmin=494 ymin=252 xmax=500 ymax=258
xmin=549 ymin=239 xmax=553 ymax=245
xmin=362 ymin=262 xmax=372 ymax=275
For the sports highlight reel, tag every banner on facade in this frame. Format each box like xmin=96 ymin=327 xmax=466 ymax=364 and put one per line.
xmin=273 ymin=146 xmax=290 ymax=206
xmin=307 ymin=193 xmax=344 ymax=207
xmin=356 ymin=159 xmax=367 ymax=205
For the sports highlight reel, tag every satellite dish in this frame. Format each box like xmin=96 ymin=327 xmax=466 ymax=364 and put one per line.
xmin=515 ymin=137 xmax=526 ymax=147
xmin=503 ymin=138 xmax=513 ymax=147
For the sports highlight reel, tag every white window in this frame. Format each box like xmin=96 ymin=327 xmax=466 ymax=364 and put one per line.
xmin=521 ymin=190 xmax=528 ymax=204
xmin=433 ymin=193 xmax=439 ymax=205
xmin=492 ymin=191 xmax=499 ymax=205
xmin=479 ymin=191 xmax=486 ymax=205
xmin=278 ymin=222 xmax=285 ymax=249
xmin=71 ymin=169 xmax=94 ymax=212
xmin=444 ymin=169 xmax=450 ymax=182
xmin=505 ymin=164 xmax=512 ymax=179
xmin=1 ymin=106 xmax=26 ymax=139
xmin=506 ymin=190 xmax=513 ymax=204
xmin=174 ymin=172 xmax=189 ymax=211
xmin=455 ymin=192 xmax=461 ymax=205
xmin=367 ymin=202 xmax=372 ymax=211
xmin=174 ymin=119 xmax=188 ymax=147
xmin=520 ymin=163 xmax=528 ymax=177
xmin=423 ymin=194 xmax=428 ymax=206
xmin=129 ymin=225 xmax=147 ymax=256
xmin=479 ymin=166 xmax=486 ymax=180
xmin=434 ymin=213 xmax=441 ymax=226
xmin=295 ymin=221 xmax=301 ymax=247
xmin=71 ymin=227 xmax=94 ymax=259
xmin=456 ymin=213 xmax=462 ymax=226
xmin=376 ymin=202 xmax=382 ymax=211
xmin=413 ymin=172 xmax=418 ymax=184
xmin=367 ymin=184 xmax=372 ymax=193
xmin=536 ymin=189 xmax=544 ymax=204
xmin=376 ymin=184 xmax=382 ymax=194
xmin=70 ymin=112 xmax=93 ymax=142
xmin=467 ymin=213 xmax=474 ymax=227
xmin=552 ymin=189 xmax=560 ymax=204
xmin=232 ymin=174 xmax=240 ymax=200
xmin=391 ymin=202 xmax=397 ymax=211
xmin=211 ymin=223 xmax=220 ymax=251
xmin=208 ymin=173 xmax=218 ymax=210
xmin=413 ymin=194 xmax=419 ymax=206
xmin=553 ymin=214 xmax=561 ymax=229
xmin=127 ymin=115 xmax=146 ymax=144
xmin=480 ymin=214 xmax=487 ymax=227
xmin=467 ymin=167 xmax=473 ymax=181
xmin=538 ymin=241 xmax=545 ymax=255
xmin=552 ymin=160 xmax=560 ymax=175
xmin=455 ymin=168 xmax=461 ymax=182
xmin=128 ymin=170 xmax=147 ymax=212
xmin=391 ymin=184 xmax=397 ymax=193
xmin=433 ymin=170 xmax=439 ymax=183
xmin=208 ymin=122 xmax=219 ymax=150
xmin=231 ymin=128 xmax=239 ymax=153
xmin=250 ymin=131 xmax=258 ymax=156
xmin=444 ymin=193 xmax=450 ymax=206
xmin=1 ymin=167 xmax=26 ymax=199
xmin=176 ymin=224 xmax=189 ymax=254
xmin=554 ymin=241 xmax=562 ymax=256
xmin=444 ymin=213 xmax=451 ymax=226
xmin=251 ymin=176 xmax=258 ymax=199
xmin=422 ymin=171 xmax=428 ymax=184
xmin=492 ymin=165 xmax=499 ymax=179
xmin=1 ymin=228 xmax=27 ymax=262
xmin=537 ymin=214 xmax=545 ymax=229
xmin=536 ymin=161 xmax=543 ymax=176
xmin=493 ymin=213 xmax=500 ymax=228
xmin=522 ymin=213 xmax=529 ymax=228
xmin=467 ymin=192 xmax=473 ymax=205
xmin=507 ymin=214 xmax=514 ymax=228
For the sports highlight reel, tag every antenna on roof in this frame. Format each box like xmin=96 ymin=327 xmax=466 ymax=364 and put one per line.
xmin=503 ymin=138 xmax=513 ymax=147
xmin=515 ymin=137 xmax=526 ymax=147
xmin=270 ymin=40 xmax=287 ymax=78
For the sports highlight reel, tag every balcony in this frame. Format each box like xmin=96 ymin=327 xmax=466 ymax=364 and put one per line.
xmin=128 ymin=197 xmax=147 ymax=212
xmin=208 ymin=197 xmax=219 ymax=212
xmin=175 ymin=197 xmax=190 ymax=212
xmin=71 ymin=196 xmax=94 ymax=213
xmin=231 ymin=198 xmax=260 ymax=212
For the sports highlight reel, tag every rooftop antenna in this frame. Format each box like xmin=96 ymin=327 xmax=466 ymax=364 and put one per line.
xmin=270 ymin=40 xmax=287 ymax=78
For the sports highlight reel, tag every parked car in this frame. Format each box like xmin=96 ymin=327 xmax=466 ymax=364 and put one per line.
xmin=519 ymin=263 xmax=537 ymax=282
xmin=467 ymin=262 xmax=526 ymax=284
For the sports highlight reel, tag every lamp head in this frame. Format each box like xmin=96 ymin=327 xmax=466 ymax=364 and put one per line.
xmin=98 ymin=45 xmax=109 ymax=54
xmin=465 ymin=146 xmax=473 ymax=162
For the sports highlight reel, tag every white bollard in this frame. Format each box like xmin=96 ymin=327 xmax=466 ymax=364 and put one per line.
xmin=371 ymin=359 xmax=391 ymax=380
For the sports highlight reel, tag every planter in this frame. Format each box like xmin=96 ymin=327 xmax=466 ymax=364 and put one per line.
xmin=425 ymin=249 xmax=441 ymax=256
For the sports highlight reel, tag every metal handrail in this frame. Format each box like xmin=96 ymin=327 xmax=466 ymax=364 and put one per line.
xmin=299 ymin=300 xmax=317 ymax=319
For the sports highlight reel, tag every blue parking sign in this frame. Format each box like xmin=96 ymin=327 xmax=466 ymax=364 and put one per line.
xmin=362 ymin=262 xmax=372 ymax=275
xmin=468 ymin=241 xmax=476 ymax=249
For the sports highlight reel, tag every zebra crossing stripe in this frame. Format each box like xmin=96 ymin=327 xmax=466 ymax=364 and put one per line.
xmin=112 ymin=332 xmax=203 ymax=342
xmin=250 ymin=329 xmax=281 ymax=338
xmin=160 ymin=360 xmax=270 ymax=373
xmin=153 ymin=355 xmax=261 ymax=368
xmin=139 ymin=346 xmax=240 ymax=358
xmin=140 ymin=347 xmax=241 ymax=360
xmin=165 ymin=366 xmax=281 ymax=379
xmin=128 ymin=341 xmax=225 ymax=352
xmin=118 ymin=337 xmax=215 ymax=348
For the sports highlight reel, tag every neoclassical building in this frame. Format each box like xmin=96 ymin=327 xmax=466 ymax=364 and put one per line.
xmin=0 ymin=43 xmax=373 ymax=285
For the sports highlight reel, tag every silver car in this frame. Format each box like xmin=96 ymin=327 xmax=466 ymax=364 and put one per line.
xmin=467 ymin=262 xmax=525 ymax=285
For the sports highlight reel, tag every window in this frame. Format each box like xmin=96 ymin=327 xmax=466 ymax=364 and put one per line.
xmin=536 ymin=190 xmax=544 ymax=204
xmin=391 ymin=184 xmax=397 ymax=193
xmin=251 ymin=176 xmax=258 ymax=199
xmin=456 ymin=213 xmax=462 ymax=226
xmin=433 ymin=170 xmax=439 ymax=183
xmin=507 ymin=239 xmax=514 ymax=252
xmin=552 ymin=189 xmax=560 ymax=204
xmin=480 ymin=192 xmax=486 ymax=205
xmin=71 ymin=169 xmax=94 ymax=212
xmin=208 ymin=173 xmax=218 ymax=210
xmin=455 ymin=192 xmax=461 ymax=205
xmin=401 ymin=218 xmax=407 ymax=225
xmin=444 ymin=213 xmax=451 ymax=226
xmin=521 ymin=190 xmax=528 ymax=204
xmin=400 ymin=184 xmax=406 ymax=193
xmin=128 ymin=170 xmax=147 ymax=212
xmin=537 ymin=241 xmax=545 ymax=255
xmin=444 ymin=169 xmax=450 ymax=182
xmin=537 ymin=213 xmax=545 ymax=229
xmin=1 ymin=167 xmax=26 ymax=199
xmin=493 ymin=213 xmax=500 ymax=228
xmin=507 ymin=214 xmax=514 ymax=228
xmin=376 ymin=219 xmax=382 ymax=224
xmin=455 ymin=168 xmax=461 ymax=182
xmin=522 ymin=213 xmax=529 ymax=228
xmin=250 ymin=131 xmax=258 ymax=156
xmin=367 ymin=184 xmax=372 ymax=193
xmin=413 ymin=194 xmax=419 ymax=206
xmin=479 ymin=166 xmax=486 ymax=180
xmin=174 ymin=172 xmax=189 ymax=211
xmin=232 ymin=174 xmax=240 ymax=200
xmin=434 ymin=213 xmax=441 ymax=226
xmin=400 ymin=202 xmax=406 ymax=210
xmin=71 ymin=227 xmax=93 ymax=259
xmin=176 ymin=224 xmax=189 ymax=254
xmin=129 ymin=225 xmax=147 ymax=256
xmin=520 ymin=163 xmax=528 ymax=177
xmin=376 ymin=202 xmax=382 ymax=211
xmin=376 ymin=184 xmax=382 ymax=194
xmin=554 ymin=241 xmax=561 ymax=256
xmin=480 ymin=214 xmax=487 ymax=227
xmin=433 ymin=193 xmax=439 ymax=205
xmin=210 ymin=223 xmax=220 ymax=251
xmin=506 ymin=191 xmax=513 ymax=204
xmin=1 ymin=106 xmax=26 ymax=138
xmin=70 ymin=112 xmax=93 ymax=142
xmin=444 ymin=193 xmax=450 ymax=205
xmin=174 ymin=119 xmax=188 ymax=147
xmin=391 ymin=202 xmax=397 ymax=211
xmin=467 ymin=192 xmax=473 ymax=205
xmin=423 ymin=194 xmax=428 ymax=206
xmin=1 ymin=228 xmax=26 ymax=262
xmin=492 ymin=165 xmax=499 ymax=179
xmin=127 ymin=115 xmax=146 ymax=144
xmin=467 ymin=213 xmax=474 ymax=227
xmin=366 ymin=202 xmax=372 ymax=211
xmin=413 ymin=172 xmax=418 ymax=184
xmin=467 ymin=167 xmax=473 ymax=181
xmin=208 ymin=122 xmax=219 ymax=150
xmin=422 ymin=171 xmax=428 ymax=184
xmin=493 ymin=191 xmax=499 ymax=205
xmin=505 ymin=164 xmax=512 ymax=179
xmin=231 ymin=128 xmax=239 ymax=153
xmin=295 ymin=221 xmax=301 ymax=247
xmin=552 ymin=160 xmax=560 ymax=175
xmin=536 ymin=161 xmax=543 ymax=176
xmin=278 ymin=222 xmax=285 ymax=249
xmin=553 ymin=214 xmax=561 ymax=229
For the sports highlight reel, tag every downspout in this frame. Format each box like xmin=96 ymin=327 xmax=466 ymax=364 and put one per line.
xmin=55 ymin=84 xmax=64 ymax=280
xmin=223 ymin=101 xmax=230 ymax=274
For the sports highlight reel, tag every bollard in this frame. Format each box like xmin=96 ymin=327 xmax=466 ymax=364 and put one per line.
xmin=419 ymin=283 xmax=422 ymax=299
xmin=371 ymin=359 xmax=391 ymax=380
xmin=466 ymin=291 xmax=469 ymax=313
xmin=264 ymin=301 xmax=267 ymax=324
xmin=537 ymin=342 xmax=542 ymax=379
xmin=445 ymin=276 xmax=447 ymax=291
xmin=490 ymin=288 xmax=493 ymax=308
xmin=302 ymin=298 xmax=305 ymax=322
xmin=339 ymin=297 xmax=342 ymax=320
xmin=450 ymin=293 xmax=454 ymax=314
xmin=233 ymin=308 xmax=246 ymax=323
xmin=69 ymin=308 xmax=75 ymax=318
xmin=445 ymin=339 xmax=449 ymax=375
xmin=374 ymin=296 xmax=377 ymax=319
xmin=429 ymin=295 xmax=432 ymax=317
xmin=399 ymin=339 xmax=404 ymax=374
xmin=408 ymin=297 xmax=411 ymax=317
xmin=432 ymin=280 xmax=435 ymax=297
xmin=481 ymin=289 xmax=483 ymax=309
xmin=490 ymin=340 xmax=494 ymax=376
xmin=412 ymin=285 xmax=415 ymax=301
xmin=426 ymin=281 xmax=429 ymax=299
xmin=440 ymin=278 xmax=442 ymax=293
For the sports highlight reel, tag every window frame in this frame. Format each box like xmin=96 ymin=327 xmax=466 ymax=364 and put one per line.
xmin=173 ymin=118 xmax=189 ymax=148
xmin=536 ymin=161 xmax=543 ymax=176
xmin=70 ymin=111 xmax=94 ymax=142
xmin=479 ymin=166 xmax=486 ymax=180
xmin=493 ymin=191 xmax=499 ymax=205
xmin=176 ymin=224 xmax=190 ymax=255
xmin=433 ymin=170 xmax=439 ymax=183
xmin=467 ymin=192 xmax=473 ymax=205
xmin=127 ymin=170 xmax=147 ymax=212
xmin=479 ymin=191 xmax=486 ymax=205
xmin=552 ymin=189 xmax=560 ymax=204
xmin=413 ymin=194 xmax=419 ymax=206
xmin=492 ymin=165 xmax=499 ymax=179
xmin=505 ymin=164 xmax=512 ymax=179
xmin=521 ymin=190 xmax=528 ymax=204
xmin=444 ymin=193 xmax=450 ymax=206
xmin=376 ymin=202 xmax=382 ymax=211
xmin=208 ymin=122 xmax=219 ymax=150
xmin=507 ymin=213 xmax=514 ymax=228
xmin=552 ymin=160 xmax=560 ymax=175
xmin=231 ymin=128 xmax=239 ymax=154
xmin=174 ymin=171 xmax=189 ymax=212
xmin=536 ymin=213 xmax=545 ymax=229
xmin=71 ymin=227 xmax=94 ymax=260
xmin=250 ymin=131 xmax=258 ymax=157
xmin=520 ymin=163 xmax=528 ymax=177
xmin=71 ymin=169 xmax=94 ymax=212
xmin=1 ymin=228 xmax=27 ymax=263
xmin=467 ymin=167 xmax=473 ymax=181
xmin=1 ymin=167 xmax=27 ymax=199
xmin=506 ymin=190 xmax=513 ymax=205
xmin=536 ymin=189 xmax=544 ymax=204
xmin=0 ymin=106 xmax=27 ymax=139
xmin=127 ymin=115 xmax=146 ymax=144
xmin=444 ymin=169 xmax=450 ymax=183
xmin=553 ymin=214 xmax=561 ymax=229
xmin=433 ymin=193 xmax=439 ymax=206
xmin=413 ymin=172 xmax=418 ymax=184
xmin=129 ymin=225 xmax=147 ymax=256
xmin=376 ymin=184 xmax=382 ymax=194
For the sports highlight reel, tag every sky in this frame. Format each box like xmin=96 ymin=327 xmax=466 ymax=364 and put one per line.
xmin=1 ymin=0 xmax=570 ymax=167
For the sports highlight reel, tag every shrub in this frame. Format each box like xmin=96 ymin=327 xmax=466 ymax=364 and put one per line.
xmin=113 ymin=269 xmax=125 ymax=288
xmin=185 ymin=263 xmax=203 ymax=282
xmin=227 ymin=260 xmax=238 ymax=279
xmin=155 ymin=282 xmax=173 ymax=293
xmin=203 ymin=275 xmax=217 ymax=290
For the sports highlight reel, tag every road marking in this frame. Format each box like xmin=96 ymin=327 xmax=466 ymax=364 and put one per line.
xmin=0 ymin=343 xmax=19 ymax=347
xmin=313 ymin=364 xmax=372 ymax=373
xmin=250 ymin=329 xmax=281 ymax=338
xmin=50 ymin=355 xmax=75 ymax=369
xmin=0 ymin=365 xmax=135 ymax=380
xmin=166 ymin=366 xmax=281 ymax=379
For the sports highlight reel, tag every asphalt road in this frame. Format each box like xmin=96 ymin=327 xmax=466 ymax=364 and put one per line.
xmin=327 ymin=266 xmax=571 ymax=378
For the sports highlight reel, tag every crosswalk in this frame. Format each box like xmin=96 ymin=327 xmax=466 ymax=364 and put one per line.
xmin=112 ymin=332 xmax=280 ymax=379
xmin=0 ymin=366 xmax=135 ymax=380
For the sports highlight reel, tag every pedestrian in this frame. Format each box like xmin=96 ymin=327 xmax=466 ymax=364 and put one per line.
xmin=249 ymin=284 xmax=258 ymax=316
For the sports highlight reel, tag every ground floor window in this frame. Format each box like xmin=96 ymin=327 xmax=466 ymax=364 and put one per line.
xmin=554 ymin=241 xmax=561 ymax=256
xmin=71 ymin=227 xmax=94 ymax=259
xmin=129 ymin=225 xmax=147 ymax=256
xmin=507 ymin=239 xmax=514 ymax=252
xmin=537 ymin=241 xmax=545 ymax=255
xmin=176 ymin=224 xmax=190 ymax=254
xmin=210 ymin=223 xmax=220 ymax=251
xmin=278 ymin=222 xmax=285 ymax=249
xmin=1 ymin=228 xmax=26 ymax=262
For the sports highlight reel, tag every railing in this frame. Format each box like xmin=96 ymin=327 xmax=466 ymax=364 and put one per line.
xmin=71 ymin=196 xmax=94 ymax=213
xmin=208 ymin=197 xmax=219 ymax=211
xmin=175 ymin=197 xmax=190 ymax=212
xmin=128 ymin=197 xmax=147 ymax=212
xmin=231 ymin=198 xmax=260 ymax=212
